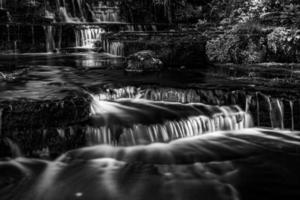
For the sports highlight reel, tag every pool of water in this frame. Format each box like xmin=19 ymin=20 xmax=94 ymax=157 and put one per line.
xmin=1 ymin=53 xmax=300 ymax=101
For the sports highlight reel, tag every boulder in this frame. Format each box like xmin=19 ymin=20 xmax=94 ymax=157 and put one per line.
xmin=126 ymin=50 xmax=163 ymax=72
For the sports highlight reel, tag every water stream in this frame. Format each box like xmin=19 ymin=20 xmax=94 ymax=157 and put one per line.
xmin=1 ymin=1 xmax=300 ymax=199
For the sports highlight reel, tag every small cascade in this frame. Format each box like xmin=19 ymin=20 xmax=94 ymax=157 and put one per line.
xmin=94 ymin=2 xmax=120 ymax=22
xmin=151 ymin=25 xmax=158 ymax=31
xmin=126 ymin=25 xmax=135 ymax=32
xmin=0 ymin=108 xmax=2 ymax=136
xmin=56 ymin=0 xmax=87 ymax=22
xmin=86 ymin=96 xmax=252 ymax=146
xmin=121 ymin=111 xmax=251 ymax=146
xmin=44 ymin=26 xmax=56 ymax=53
xmin=290 ymin=101 xmax=294 ymax=131
xmin=59 ymin=7 xmax=74 ymax=23
xmin=264 ymin=96 xmax=284 ymax=129
xmin=75 ymin=26 xmax=105 ymax=48
xmin=31 ymin=26 xmax=35 ymax=45
xmin=0 ymin=0 xmax=5 ymax=9
xmin=256 ymin=92 xmax=260 ymax=126
xmin=92 ymin=86 xmax=297 ymax=130
xmin=97 ymin=8 xmax=118 ymax=22
xmin=103 ymin=40 xmax=124 ymax=56
xmin=3 ymin=138 xmax=22 ymax=157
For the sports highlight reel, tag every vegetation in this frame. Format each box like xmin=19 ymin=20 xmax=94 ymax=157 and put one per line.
xmin=267 ymin=27 xmax=300 ymax=62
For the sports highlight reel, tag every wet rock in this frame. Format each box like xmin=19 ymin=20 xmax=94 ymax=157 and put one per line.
xmin=0 ymin=68 xmax=28 ymax=81
xmin=0 ymin=95 xmax=91 ymax=131
xmin=120 ymin=34 xmax=207 ymax=68
xmin=126 ymin=50 xmax=163 ymax=72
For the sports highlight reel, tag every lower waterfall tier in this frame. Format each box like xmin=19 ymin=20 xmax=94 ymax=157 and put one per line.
xmin=2 ymin=128 xmax=300 ymax=200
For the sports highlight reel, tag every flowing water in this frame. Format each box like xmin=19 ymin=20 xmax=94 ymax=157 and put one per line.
xmin=1 ymin=52 xmax=300 ymax=199
xmin=1 ymin=1 xmax=300 ymax=197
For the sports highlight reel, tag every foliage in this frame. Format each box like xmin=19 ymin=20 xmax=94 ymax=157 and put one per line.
xmin=267 ymin=27 xmax=300 ymax=62
xmin=204 ymin=0 xmax=300 ymax=24
xmin=206 ymin=25 xmax=267 ymax=63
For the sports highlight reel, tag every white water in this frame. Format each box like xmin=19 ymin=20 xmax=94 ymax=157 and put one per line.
xmin=103 ymin=41 xmax=124 ymax=56
xmin=59 ymin=7 xmax=74 ymax=23
xmin=87 ymin=96 xmax=253 ymax=146
xmin=75 ymin=26 xmax=105 ymax=48
xmin=3 ymin=128 xmax=300 ymax=200
xmin=0 ymin=0 xmax=5 ymax=9
xmin=92 ymin=86 xmax=295 ymax=130
xmin=44 ymin=26 xmax=56 ymax=52
xmin=0 ymin=108 xmax=2 ymax=136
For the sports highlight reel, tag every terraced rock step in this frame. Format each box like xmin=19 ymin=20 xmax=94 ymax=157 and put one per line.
xmin=0 ymin=94 xmax=91 ymax=131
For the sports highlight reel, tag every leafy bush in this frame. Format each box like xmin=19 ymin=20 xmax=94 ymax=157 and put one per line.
xmin=267 ymin=27 xmax=300 ymax=62
xmin=206 ymin=25 xmax=267 ymax=63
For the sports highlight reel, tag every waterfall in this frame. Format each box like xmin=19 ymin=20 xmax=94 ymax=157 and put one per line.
xmin=44 ymin=26 xmax=56 ymax=52
xmin=75 ymin=26 xmax=105 ymax=48
xmin=126 ymin=25 xmax=135 ymax=32
xmin=77 ymin=0 xmax=85 ymax=21
xmin=151 ymin=25 xmax=158 ymax=31
xmin=0 ymin=0 xmax=5 ymax=9
xmin=92 ymin=86 xmax=296 ymax=130
xmin=31 ymin=26 xmax=35 ymax=45
xmin=94 ymin=2 xmax=119 ymax=22
xmin=59 ymin=7 xmax=74 ymax=23
xmin=55 ymin=0 xmax=89 ymax=22
xmin=0 ymin=108 xmax=2 ymax=136
xmin=103 ymin=40 xmax=124 ymax=56
xmin=97 ymin=9 xmax=118 ymax=22
xmin=290 ymin=101 xmax=294 ymax=131
xmin=2 ymin=138 xmax=22 ymax=158
xmin=256 ymin=92 xmax=260 ymax=126
xmin=264 ymin=96 xmax=284 ymax=129
xmin=86 ymin=96 xmax=253 ymax=146
xmin=6 ymin=24 xmax=10 ymax=42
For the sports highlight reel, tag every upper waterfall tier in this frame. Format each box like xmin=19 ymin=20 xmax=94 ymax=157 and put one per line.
xmin=0 ymin=0 xmax=122 ymax=23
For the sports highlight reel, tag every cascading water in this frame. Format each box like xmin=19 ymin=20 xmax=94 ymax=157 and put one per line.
xmin=75 ymin=26 xmax=105 ymax=48
xmin=0 ymin=0 xmax=5 ymax=9
xmin=86 ymin=95 xmax=253 ymax=146
xmin=44 ymin=26 xmax=56 ymax=52
xmin=56 ymin=0 xmax=86 ymax=22
xmin=93 ymin=2 xmax=119 ymax=22
xmin=290 ymin=101 xmax=294 ymax=130
xmin=0 ymin=108 xmax=2 ymax=136
xmin=59 ymin=7 xmax=74 ymax=23
xmin=92 ymin=86 xmax=297 ymax=130
xmin=103 ymin=40 xmax=124 ymax=56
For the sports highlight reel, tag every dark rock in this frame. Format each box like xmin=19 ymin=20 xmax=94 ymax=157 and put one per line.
xmin=126 ymin=50 xmax=163 ymax=72
xmin=118 ymin=34 xmax=207 ymax=68
xmin=0 ymin=68 xmax=29 ymax=81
